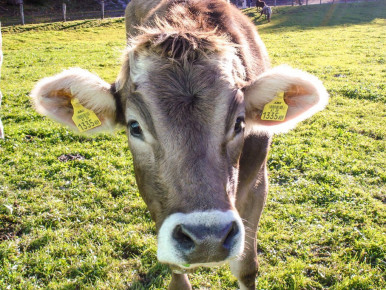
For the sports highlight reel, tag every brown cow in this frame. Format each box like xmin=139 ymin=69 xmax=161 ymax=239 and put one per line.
xmin=31 ymin=0 xmax=328 ymax=289
xmin=256 ymin=0 xmax=266 ymax=10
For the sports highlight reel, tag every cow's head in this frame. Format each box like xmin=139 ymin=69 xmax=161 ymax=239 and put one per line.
xmin=31 ymin=27 xmax=327 ymax=270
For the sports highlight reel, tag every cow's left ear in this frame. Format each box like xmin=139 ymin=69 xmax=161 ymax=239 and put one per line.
xmin=31 ymin=68 xmax=119 ymax=134
xmin=244 ymin=65 xmax=328 ymax=133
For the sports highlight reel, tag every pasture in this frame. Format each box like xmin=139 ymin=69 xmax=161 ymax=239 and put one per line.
xmin=0 ymin=2 xmax=385 ymax=289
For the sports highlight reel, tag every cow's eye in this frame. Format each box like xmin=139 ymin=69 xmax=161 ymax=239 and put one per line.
xmin=129 ymin=121 xmax=142 ymax=137
xmin=234 ymin=117 xmax=245 ymax=134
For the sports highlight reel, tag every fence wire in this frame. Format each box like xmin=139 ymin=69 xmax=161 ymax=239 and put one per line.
xmin=1 ymin=9 xmax=125 ymax=26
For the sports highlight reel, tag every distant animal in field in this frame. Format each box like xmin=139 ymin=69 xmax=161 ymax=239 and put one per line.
xmin=261 ymin=5 xmax=272 ymax=22
xmin=256 ymin=0 xmax=266 ymax=10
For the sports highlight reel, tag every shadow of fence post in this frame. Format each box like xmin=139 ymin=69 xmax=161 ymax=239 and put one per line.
xmin=0 ymin=23 xmax=3 ymax=138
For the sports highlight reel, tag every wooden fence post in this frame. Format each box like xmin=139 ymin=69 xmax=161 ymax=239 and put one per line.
xmin=63 ymin=3 xmax=67 ymax=22
xmin=0 ymin=23 xmax=3 ymax=138
xmin=101 ymin=0 xmax=105 ymax=19
xmin=20 ymin=2 xmax=25 ymax=25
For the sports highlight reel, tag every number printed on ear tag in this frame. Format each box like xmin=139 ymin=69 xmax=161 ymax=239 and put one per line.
xmin=71 ymin=98 xmax=101 ymax=132
xmin=261 ymin=91 xmax=288 ymax=121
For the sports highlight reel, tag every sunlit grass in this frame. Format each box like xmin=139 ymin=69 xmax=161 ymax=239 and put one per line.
xmin=1 ymin=2 xmax=385 ymax=289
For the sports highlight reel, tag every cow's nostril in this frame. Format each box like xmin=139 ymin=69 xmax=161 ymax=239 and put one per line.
xmin=172 ymin=225 xmax=195 ymax=251
xmin=223 ymin=222 xmax=239 ymax=250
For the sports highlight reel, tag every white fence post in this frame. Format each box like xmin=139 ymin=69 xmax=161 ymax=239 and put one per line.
xmin=20 ymin=2 xmax=25 ymax=25
xmin=63 ymin=3 xmax=67 ymax=22
xmin=101 ymin=0 xmax=105 ymax=19
xmin=0 ymin=23 xmax=3 ymax=138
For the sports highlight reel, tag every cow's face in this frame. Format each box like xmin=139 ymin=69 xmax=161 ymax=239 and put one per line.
xmin=116 ymin=45 xmax=248 ymax=268
xmin=31 ymin=34 xmax=328 ymax=271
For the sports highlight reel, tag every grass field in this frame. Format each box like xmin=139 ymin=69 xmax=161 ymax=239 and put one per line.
xmin=0 ymin=2 xmax=385 ymax=289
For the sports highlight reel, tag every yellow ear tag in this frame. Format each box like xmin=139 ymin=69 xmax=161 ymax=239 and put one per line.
xmin=71 ymin=98 xmax=102 ymax=132
xmin=261 ymin=91 xmax=288 ymax=121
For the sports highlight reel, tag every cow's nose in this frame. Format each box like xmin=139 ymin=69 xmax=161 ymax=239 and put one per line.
xmin=157 ymin=210 xmax=245 ymax=267
xmin=172 ymin=221 xmax=240 ymax=263
xmin=172 ymin=222 xmax=239 ymax=251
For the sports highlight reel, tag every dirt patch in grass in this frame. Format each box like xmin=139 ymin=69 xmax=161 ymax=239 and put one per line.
xmin=58 ymin=153 xmax=85 ymax=162
xmin=0 ymin=214 xmax=22 ymax=241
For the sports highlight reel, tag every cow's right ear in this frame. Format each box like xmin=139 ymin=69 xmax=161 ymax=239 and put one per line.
xmin=31 ymin=68 xmax=119 ymax=133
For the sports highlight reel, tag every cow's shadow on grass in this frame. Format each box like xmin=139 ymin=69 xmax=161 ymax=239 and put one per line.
xmin=128 ymin=262 xmax=171 ymax=289
xmin=246 ymin=10 xmax=269 ymax=26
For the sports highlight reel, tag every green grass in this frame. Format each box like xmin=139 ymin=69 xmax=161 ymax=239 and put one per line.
xmin=1 ymin=2 xmax=385 ymax=289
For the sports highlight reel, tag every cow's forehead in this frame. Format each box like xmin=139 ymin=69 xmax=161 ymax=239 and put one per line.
xmin=127 ymin=54 xmax=244 ymax=143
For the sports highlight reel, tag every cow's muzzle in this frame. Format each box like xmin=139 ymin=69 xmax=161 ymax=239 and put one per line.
xmin=157 ymin=210 xmax=245 ymax=268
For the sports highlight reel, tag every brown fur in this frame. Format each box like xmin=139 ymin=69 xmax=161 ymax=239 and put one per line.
xmin=125 ymin=0 xmax=269 ymax=81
